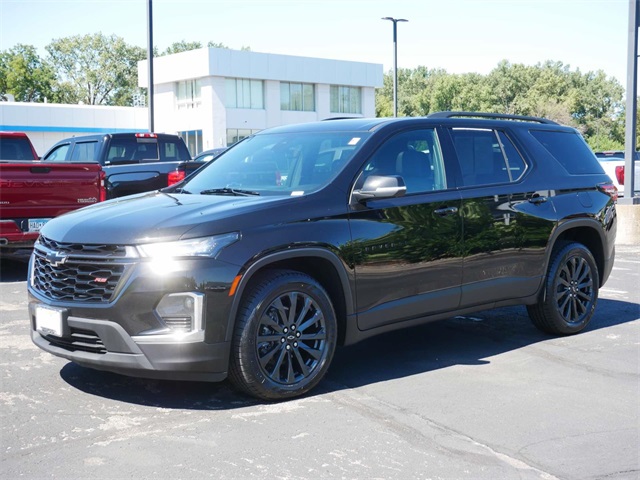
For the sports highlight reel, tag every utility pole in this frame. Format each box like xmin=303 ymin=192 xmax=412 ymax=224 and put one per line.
xmin=624 ymin=0 xmax=639 ymax=202
xmin=147 ymin=0 xmax=155 ymax=132
xmin=382 ymin=17 xmax=408 ymax=117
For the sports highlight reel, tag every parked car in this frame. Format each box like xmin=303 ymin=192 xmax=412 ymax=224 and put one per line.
xmin=28 ymin=112 xmax=617 ymax=401
xmin=41 ymin=133 xmax=204 ymax=199
xmin=192 ymin=147 xmax=228 ymax=163
xmin=594 ymin=151 xmax=640 ymax=197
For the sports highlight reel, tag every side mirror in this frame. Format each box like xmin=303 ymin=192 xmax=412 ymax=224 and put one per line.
xmin=352 ymin=175 xmax=406 ymax=202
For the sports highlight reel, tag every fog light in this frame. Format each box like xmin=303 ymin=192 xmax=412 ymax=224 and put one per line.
xmin=133 ymin=292 xmax=204 ymax=344
xmin=156 ymin=293 xmax=202 ymax=332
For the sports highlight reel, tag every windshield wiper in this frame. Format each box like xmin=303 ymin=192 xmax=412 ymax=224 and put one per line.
xmin=200 ymin=187 xmax=260 ymax=196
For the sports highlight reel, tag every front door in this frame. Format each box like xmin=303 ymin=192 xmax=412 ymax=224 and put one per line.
xmin=349 ymin=128 xmax=463 ymax=331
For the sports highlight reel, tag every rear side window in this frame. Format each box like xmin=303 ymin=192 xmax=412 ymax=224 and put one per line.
xmin=529 ymin=130 xmax=602 ymax=174
xmin=449 ymin=128 xmax=527 ymax=187
xmin=70 ymin=141 xmax=99 ymax=162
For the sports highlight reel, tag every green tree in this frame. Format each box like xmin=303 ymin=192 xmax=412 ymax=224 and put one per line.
xmin=0 ymin=44 xmax=57 ymax=102
xmin=162 ymin=40 xmax=203 ymax=56
xmin=376 ymin=60 xmax=625 ymax=149
xmin=46 ymin=33 xmax=146 ymax=106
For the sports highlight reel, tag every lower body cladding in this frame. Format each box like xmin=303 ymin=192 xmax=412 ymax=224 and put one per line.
xmin=28 ymin=296 xmax=230 ymax=382
xmin=27 ymin=256 xmax=240 ymax=382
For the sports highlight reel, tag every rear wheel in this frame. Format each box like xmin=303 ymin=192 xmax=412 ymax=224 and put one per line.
xmin=527 ymin=242 xmax=599 ymax=335
xmin=229 ymin=270 xmax=337 ymax=401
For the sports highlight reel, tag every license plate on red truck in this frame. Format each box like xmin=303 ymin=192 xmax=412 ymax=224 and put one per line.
xmin=28 ymin=218 xmax=50 ymax=232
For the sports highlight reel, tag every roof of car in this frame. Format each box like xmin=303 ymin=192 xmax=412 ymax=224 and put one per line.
xmin=258 ymin=112 xmax=573 ymax=135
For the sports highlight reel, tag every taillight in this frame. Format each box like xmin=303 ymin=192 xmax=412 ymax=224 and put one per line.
xmin=597 ymin=182 xmax=618 ymax=202
xmin=99 ymin=170 xmax=107 ymax=202
xmin=615 ymin=165 xmax=625 ymax=185
xmin=168 ymin=170 xmax=186 ymax=186
xmin=135 ymin=133 xmax=158 ymax=138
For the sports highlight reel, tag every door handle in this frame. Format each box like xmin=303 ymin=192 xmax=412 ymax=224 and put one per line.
xmin=434 ymin=206 xmax=459 ymax=216
xmin=528 ymin=195 xmax=548 ymax=205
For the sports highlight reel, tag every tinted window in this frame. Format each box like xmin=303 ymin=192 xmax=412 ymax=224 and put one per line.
xmin=497 ymin=131 xmax=527 ymax=181
xmin=530 ymin=130 xmax=602 ymax=174
xmin=450 ymin=129 xmax=516 ymax=186
xmin=356 ymin=129 xmax=447 ymax=194
xmin=107 ymin=138 xmax=158 ymax=164
xmin=0 ymin=137 xmax=35 ymax=160
xmin=70 ymin=141 xmax=99 ymax=162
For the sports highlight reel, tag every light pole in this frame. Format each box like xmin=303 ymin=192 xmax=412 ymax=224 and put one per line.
xmin=382 ymin=17 xmax=408 ymax=117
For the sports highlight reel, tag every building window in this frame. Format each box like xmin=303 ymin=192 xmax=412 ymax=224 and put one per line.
xmin=330 ymin=85 xmax=361 ymax=114
xmin=176 ymin=79 xmax=201 ymax=109
xmin=280 ymin=82 xmax=315 ymax=111
xmin=179 ymin=130 xmax=203 ymax=156
xmin=225 ymin=78 xmax=264 ymax=109
xmin=226 ymin=128 xmax=261 ymax=146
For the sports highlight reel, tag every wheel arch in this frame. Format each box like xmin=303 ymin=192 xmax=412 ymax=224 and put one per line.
xmin=226 ymin=248 xmax=354 ymax=346
xmin=547 ymin=218 xmax=606 ymax=287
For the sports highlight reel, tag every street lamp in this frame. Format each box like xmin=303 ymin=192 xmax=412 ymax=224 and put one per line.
xmin=382 ymin=17 xmax=408 ymax=117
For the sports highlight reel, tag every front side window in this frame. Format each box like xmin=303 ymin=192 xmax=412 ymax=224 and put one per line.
xmin=355 ymin=129 xmax=447 ymax=195
xmin=176 ymin=79 xmax=201 ymax=109
xmin=43 ymin=144 xmax=70 ymax=161
xmin=280 ymin=82 xmax=315 ymax=111
xmin=179 ymin=130 xmax=372 ymax=196
xmin=330 ymin=85 xmax=362 ymax=114
xmin=225 ymin=78 xmax=264 ymax=109
xmin=449 ymin=128 xmax=527 ymax=186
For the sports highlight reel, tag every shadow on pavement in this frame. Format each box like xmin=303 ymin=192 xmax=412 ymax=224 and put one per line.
xmin=58 ymin=298 xmax=639 ymax=409
xmin=0 ymin=258 xmax=29 ymax=282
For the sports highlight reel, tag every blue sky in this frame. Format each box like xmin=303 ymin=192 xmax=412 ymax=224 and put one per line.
xmin=0 ymin=0 xmax=630 ymax=90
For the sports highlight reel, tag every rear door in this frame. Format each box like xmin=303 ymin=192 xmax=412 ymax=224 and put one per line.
xmin=443 ymin=126 xmax=555 ymax=308
xmin=350 ymin=127 xmax=463 ymax=331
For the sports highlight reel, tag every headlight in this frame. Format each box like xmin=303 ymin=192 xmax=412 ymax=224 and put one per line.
xmin=137 ymin=232 xmax=239 ymax=259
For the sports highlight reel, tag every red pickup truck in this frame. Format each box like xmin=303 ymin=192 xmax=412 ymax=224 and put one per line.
xmin=0 ymin=132 xmax=105 ymax=259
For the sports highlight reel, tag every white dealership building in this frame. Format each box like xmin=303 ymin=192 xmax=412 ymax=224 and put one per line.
xmin=0 ymin=47 xmax=383 ymax=156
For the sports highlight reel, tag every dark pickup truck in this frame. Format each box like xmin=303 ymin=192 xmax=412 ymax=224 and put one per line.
xmin=41 ymin=133 xmax=204 ymax=198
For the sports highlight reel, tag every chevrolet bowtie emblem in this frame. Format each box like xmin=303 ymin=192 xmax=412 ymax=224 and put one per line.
xmin=46 ymin=251 xmax=68 ymax=267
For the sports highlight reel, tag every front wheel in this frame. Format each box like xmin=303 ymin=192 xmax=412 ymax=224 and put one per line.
xmin=229 ymin=270 xmax=337 ymax=401
xmin=527 ymin=242 xmax=599 ymax=335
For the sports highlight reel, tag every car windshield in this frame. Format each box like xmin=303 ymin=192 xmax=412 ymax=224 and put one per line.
xmin=178 ymin=130 xmax=371 ymax=196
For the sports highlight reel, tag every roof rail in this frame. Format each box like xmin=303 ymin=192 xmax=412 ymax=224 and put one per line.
xmin=427 ymin=111 xmax=558 ymax=125
xmin=322 ymin=117 xmax=355 ymax=121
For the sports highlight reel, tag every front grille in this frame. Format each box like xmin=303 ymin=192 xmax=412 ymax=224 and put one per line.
xmin=38 ymin=236 xmax=129 ymax=258
xmin=31 ymin=236 xmax=136 ymax=303
xmin=44 ymin=327 xmax=107 ymax=354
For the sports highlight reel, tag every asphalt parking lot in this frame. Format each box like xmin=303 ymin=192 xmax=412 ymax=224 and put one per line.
xmin=1 ymin=246 xmax=639 ymax=480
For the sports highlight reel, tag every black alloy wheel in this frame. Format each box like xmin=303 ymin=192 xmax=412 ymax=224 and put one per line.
xmin=528 ymin=242 xmax=599 ymax=335
xmin=229 ymin=270 xmax=337 ymax=400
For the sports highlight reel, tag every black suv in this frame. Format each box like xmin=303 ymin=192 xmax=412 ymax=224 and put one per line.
xmin=28 ymin=112 xmax=617 ymax=400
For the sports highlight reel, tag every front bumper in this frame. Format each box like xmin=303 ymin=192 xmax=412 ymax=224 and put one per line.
xmin=29 ymin=308 xmax=230 ymax=382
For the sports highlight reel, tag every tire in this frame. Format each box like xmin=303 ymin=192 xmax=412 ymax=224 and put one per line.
xmin=228 ymin=269 xmax=337 ymax=401
xmin=527 ymin=242 xmax=599 ymax=335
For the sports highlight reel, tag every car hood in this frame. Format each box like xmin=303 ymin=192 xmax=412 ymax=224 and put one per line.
xmin=40 ymin=191 xmax=291 ymax=245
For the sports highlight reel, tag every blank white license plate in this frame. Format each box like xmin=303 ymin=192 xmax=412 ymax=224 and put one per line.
xmin=28 ymin=218 xmax=50 ymax=232
xmin=35 ymin=305 xmax=65 ymax=337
